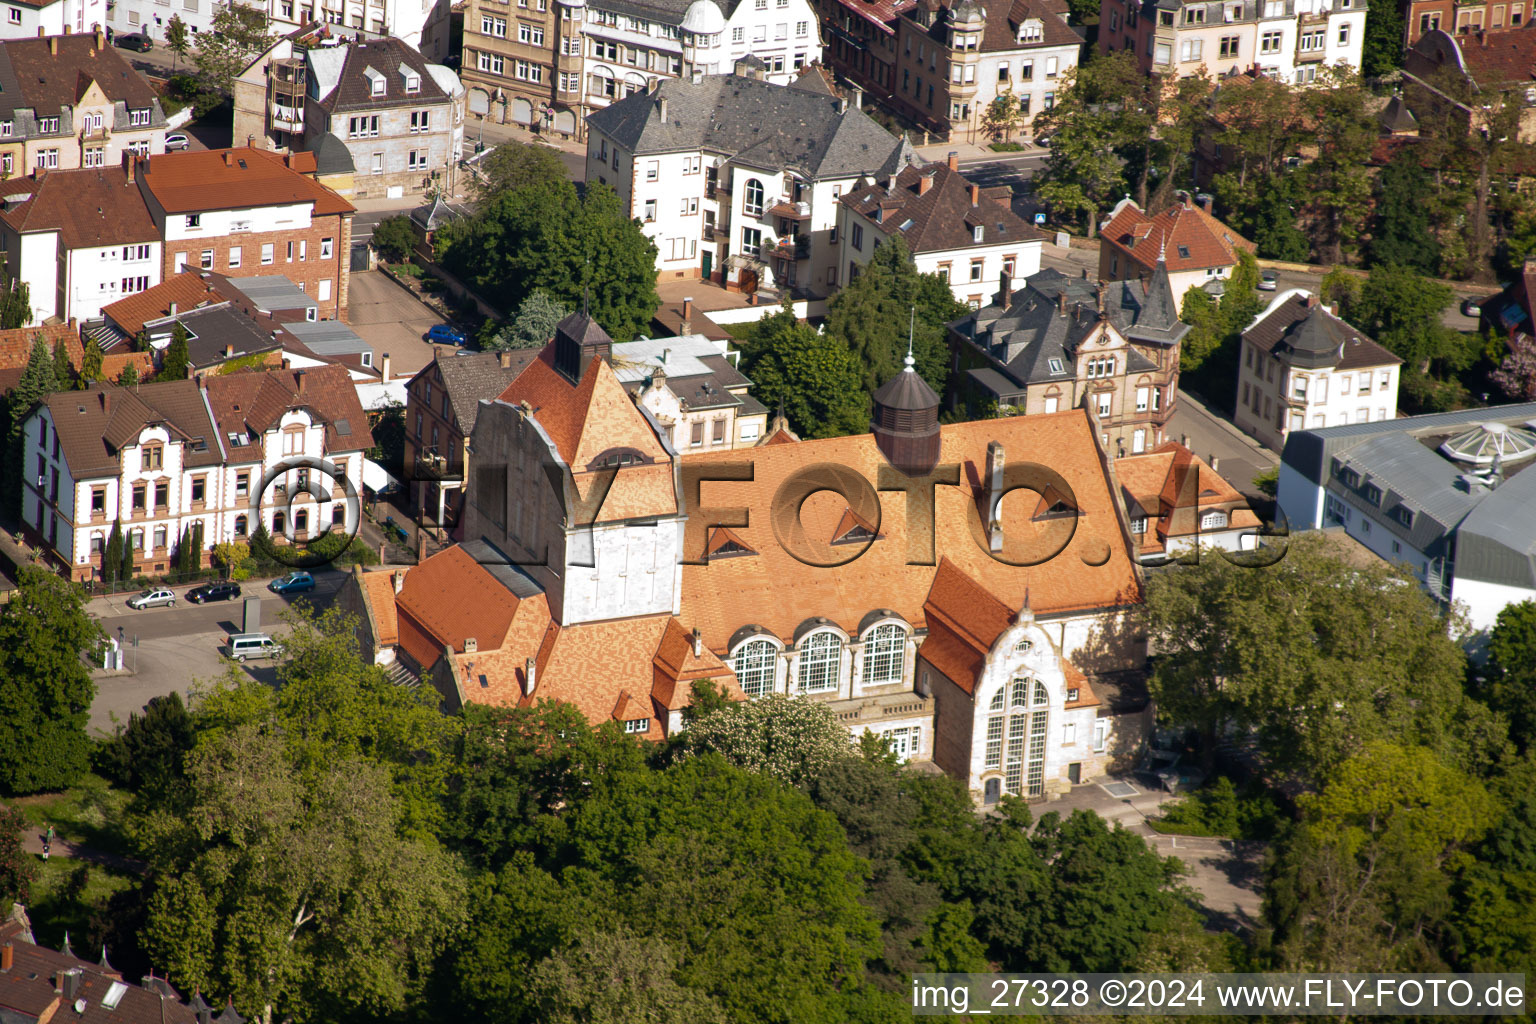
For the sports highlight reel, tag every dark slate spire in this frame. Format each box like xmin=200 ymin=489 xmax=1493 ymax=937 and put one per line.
xmin=190 ymin=990 xmax=214 ymax=1024
xmin=551 ymin=311 xmax=614 ymax=384
xmin=99 ymin=944 xmax=113 ymax=972
xmin=60 ymin=931 xmax=72 ymax=958
xmin=215 ymin=996 xmax=246 ymax=1024
xmin=871 ymin=319 xmax=941 ymax=477
xmin=1136 ymin=250 xmax=1180 ymax=333
xmin=1276 ymin=301 xmax=1346 ymax=369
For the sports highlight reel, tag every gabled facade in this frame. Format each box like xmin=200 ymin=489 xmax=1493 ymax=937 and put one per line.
xmin=1097 ymin=192 xmax=1255 ymax=302
xmin=1403 ymin=26 xmax=1536 ymax=142
xmin=612 ymin=332 xmax=769 ymax=449
xmin=1115 ymin=441 xmax=1263 ymax=561
xmin=22 ymin=364 xmax=371 ymax=582
xmin=838 ymin=153 xmax=1044 ymax=307
xmin=585 ymin=65 xmax=913 ymax=293
xmin=948 ymin=263 xmax=1188 ymax=455
xmin=1234 ymin=289 xmax=1402 ymax=450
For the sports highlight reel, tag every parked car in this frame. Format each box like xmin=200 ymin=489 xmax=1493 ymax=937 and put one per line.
xmin=1460 ymin=297 xmax=1483 ymax=318
xmin=226 ymin=633 xmax=283 ymax=662
xmin=1257 ymin=269 xmax=1279 ymax=291
xmin=187 ymin=581 xmax=242 ymax=604
xmin=127 ymin=587 xmax=176 ymax=609
xmin=163 ymin=133 xmax=190 ymax=152
xmin=269 ymin=571 xmax=316 ymax=594
xmin=115 ymin=32 xmax=153 ymax=52
xmin=426 ymin=324 xmax=467 ymax=346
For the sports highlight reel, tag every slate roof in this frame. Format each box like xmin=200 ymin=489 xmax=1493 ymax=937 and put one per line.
xmin=139 ymin=147 xmax=354 ymax=217
xmin=422 ymin=349 xmax=535 ymax=435
xmin=1243 ymin=291 xmax=1401 ymax=372
xmin=841 ymin=159 xmax=1041 ymax=255
xmin=585 ymin=71 xmax=912 ymax=178
xmin=1378 ymin=94 xmax=1419 ymax=132
xmin=1100 ymin=195 xmax=1255 ymax=274
xmin=949 ymin=267 xmax=1188 ymax=395
xmin=0 ymin=165 xmax=157 ymax=248
xmin=311 ymin=37 xmax=451 ymax=114
xmin=42 ymin=380 xmax=222 ymax=478
xmin=309 ymin=131 xmax=356 ymax=175
xmin=155 ymin=304 xmax=282 ymax=369
xmin=910 ymin=0 xmax=1081 ymax=52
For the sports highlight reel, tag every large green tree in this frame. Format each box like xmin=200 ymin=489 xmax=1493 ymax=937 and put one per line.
xmin=1031 ymin=52 xmax=1139 ymax=235
xmin=0 ymin=803 xmax=36 ymax=913
xmin=686 ymin=693 xmax=855 ymax=789
xmin=1299 ymin=68 xmax=1377 ymax=264
xmin=165 ymin=14 xmax=190 ymax=71
xmin=1369 ymin=160 xmax=1440 ymax=273
xmin=741 ymin=297 xmax=868 ymax=438
xmin=193 ymin=2 xmax=273 ymax=97
xmin=159 ymin=322 xmax=191 ymax=383
xmin=1339 ymin=264 xmax=1473 ymax=410
xmin=485 ymin=289 xmax=570 ymax=351
xmin=3 ymin=335 xmax=59 ymax=516
xmin=0 ymin=277 xmax=29 ymax=330
xmin=824 ymin=236 xmax=960 ymax=395
xmin=473 ymin=141 xmax=569 ymax=202
xmin=1475 ymin=600 xmax=1536 ymax=754
xmin=0 ymin=568 xmax=100 ymax=794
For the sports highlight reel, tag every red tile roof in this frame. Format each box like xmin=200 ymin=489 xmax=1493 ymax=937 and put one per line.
xmin=202 ymin=363 xmax=373 ymax=455
xmin=1453 ymin=25 xmax=1536 ymax=88
xmin=0 ymin=165 xmax=157 ymax=249
xmin=1115 ymin=442 xmax=1262 ymax=557
xmin=358 ymin=569 xmax=400 ymax=647
xmin=100 ymin=272 xmax=225 ymax=337
xmin=842 ymin=159 xmax=1042 ymax=255
xmin=138 ymin=146 xmax=353 ymax=217
xmin=1100 ymin=195 xmax=1255 ymax=274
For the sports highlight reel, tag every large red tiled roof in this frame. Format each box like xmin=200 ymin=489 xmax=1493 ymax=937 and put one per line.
xmin=1455 ymin=25 xmax=1536 ymax=88
xmin=139 ymin=147 xmax=353 ymax=217
xmin=394 ymin=544 xmax=526 ymax=666
xmin=1115 ymin=442 xmax=1261 ymax=557
xmin=202 ymin=363 xmax=373 ymax=455
xmin=0 ymin=165 xmax=157 ymax=249
xmin=1100 ymin=196 xmax=1254 ymax=274
xmin=100 ymin=272 xmax=225 ymax=337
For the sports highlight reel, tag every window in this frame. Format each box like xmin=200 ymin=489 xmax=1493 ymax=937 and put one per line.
xmin=646 ymin=160 xmax=659 ymax=181
xmin=743 ymin=178 xmax=765 ymax=216
xmin=477 ymin=52 xmax=505 ymax=74
xmin=1131 ymin=516 xmax=1147 ymax=534
xmin=191 ymin=477 xmax=206 ymax=504
xmin=1292 ymin=376 xmax=1308 ymax=400
xmin=1219 ymin=35 xmax=1240 ymax=57
xmin=1093 ymin=720 xmax=1109 ymax=752
xmin=143 ymin=444 xmax=163 ymax=471
xmin=643 ymin=199 xmax=657 ymax=222
xmin=132 ymin=484 xmax=146 ymax=512
xmin=797 ymin=632 xmax=842 ymax=692
xmin=200 ymin=249 xmax=214 ymax=270
xmin=287 ymin=241 xmax=295 ymax=261
xmin=261 ymin=243 xmax=275 ymax=265
xmin=37 ymin=117 xmax=59 ymax=134
xmin=1180 ymin=38 xmax=1202 ymax=60
xmin=1200 ymin=510 xmax=1228 ymax=529
xmin=513 ymin=60 xmax=543 ymax=83
xmin=517 ymin=23 xmax=545 ymax=44
xmin=732 ymin=26 xmax=744 ymax=41
xmin=410 ymin=110 xmax=432 ymax=133
xmin=321 ymin=237 xmax=334 ymax=260
xmin=624 ymin=718 xmax=650 ymax=733
xmin=34 ymin=149 xmax=59 ymax=170
xmin=83 ymin=147 xmax=105 ymax=168
xmin=1096 ymin=392 xmax=1112 ymax=417
xmin=1261 ymin=30 xmax=1282 ymax=52
xmin=1136 ymin=386 xmax=1149 ymax=412
xmin=5 ymin=9 xmax=17 ymax=22
xmin=1363 ymin=483 xmax=1382 ymax=506
xmin=796 ymin=19 xmax=808 ymax=34
xmin=1338 ymin=22 xmax=1349 ymax=44
xmin=234 ymin=514 xmax=248 ymax=537
xmin=408 ymin=149 xmax=427 ymax=170
xmin=851 ymin=223 xmax=863 ymax=251
xmin=235 ymin=472 xmax=250 ymax=498
xmin=970 ymin=259 xmax=984 ymax=281
xmin=121 ymin=276 xmax=149 ymax=294
xmin=863 ymin=624 xmax=906 ymax=685
xmin=734 ymin=639 xmax=777 ymax=697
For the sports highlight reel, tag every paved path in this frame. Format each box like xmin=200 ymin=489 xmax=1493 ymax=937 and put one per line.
xmin=346 ymin=270 xmax=448 ymax=377
xmin=1167 ymin=389 xmax=1279 ymax=502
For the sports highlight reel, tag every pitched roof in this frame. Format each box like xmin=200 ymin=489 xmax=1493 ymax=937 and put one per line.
xmin=421 ymin=350 xmax=536 ymax=435
xmin=42 ymin=380 xmax=222 ymax=477
xmin=585 ymin=71 xmax=912 ymax=178
xmin=0 ymin=33 xmax=161 ymax=120
xmin=394 ymin=543 xmax=538 ymax=666
xmin=1243 ymin=290 xmax=1402 ymax=371
xmin=100 ymin=273 xmax=225 ymax=338
xmin=1115 ymin=442 xmax=1261 ymax=556
xmin=138 ymin=147 xmax=354 ymax=217
xmin=1444 ymin=25 xmax=1536 ymax=89
xmin=916 ymin=557 xmax=1018 ymax=690
xmin=841 ymin=159 xmax=1042 ymax=254
xmin=358 ymin=568 xmax=400 ymax=646
xmin=311 ymin=37 xmax=451 ymax=113
xmin=202 ymin=363 xmax=373 ymax=455
xmin=1100 ymin=195 xmax=1255 ymax=273
xmin=0 ymin=165 xmax=157 ymax=248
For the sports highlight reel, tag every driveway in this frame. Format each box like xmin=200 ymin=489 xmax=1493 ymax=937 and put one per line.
xmin=347 ymin=270 xmax=450 ymax=377
xmin=1167 ymin=389 xmax=1279 ymax=503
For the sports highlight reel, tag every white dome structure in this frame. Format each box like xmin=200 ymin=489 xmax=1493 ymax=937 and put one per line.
xmin=681 ymin=0 xmax=726 ymax=35
xmin=1438 ymin=421 xmax=1536 ymax=467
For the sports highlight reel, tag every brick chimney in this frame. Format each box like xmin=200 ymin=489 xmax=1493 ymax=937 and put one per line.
xmin=392 ymin=569 xmax=404 ymax=594
xmin=918 ymin=172 xmax=934 ymax=195
xmin=691 ymin=627 xmax=702 ymax=657
xmin=969 ymin=183 xmax=980 ymax=206
xmin=296 ymin=369 xmax=306 ymax=393
xmin=1057 ymin=288 xmax=1067 ymax=316
xmin=682 ymin=296 xmax=693 ymax=335
xmin=1 ymin=942 xmax=12 ymax=972
xmin=223 ymin=151 xmax=234 ymax=167
xmin=524 ymin=656 xmax=537 ymax=696
xmin=498 ymin=351 xmax=511 ymax=368
xmin=985 ymin=441 xmax=1005 ymax=553
xmin=381 ymin=353 xmax=391 ymax=380
xmin=224 ymin=345 xmax=234 ymax=358
xmin=100 ymin=391 xmax=110 ymax=413
xmin=947 ymin=151 xmax=959 ymax=171
xmin=1096 ymin=280 xmax=1107 ymax=312
xmin=95 ymin=27 xmax=105 ymax=50
xmin=886 ymin=173 xmax=897 ymax=194
xmin=121 ymin=151 xmax=135 ymax=182
xmin=999 ymin=269 xmax=1013 ymax=308
xmin=49 ymin=35 xmax=57 ymax=54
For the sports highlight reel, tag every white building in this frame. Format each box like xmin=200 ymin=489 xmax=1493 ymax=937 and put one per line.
xmin=0 ymin=0 xmax=105 ymax=38
xmin=585 ymin=64 xmax=912 ymax=294
xmin=1276 ymin=405 xmax=1536 ymax=634
xmin=612 ymin=333 xmax=770 ymax=448
xmin=22 ymin=364 xmax=371 ymax=583
xmin=109 ymin=0 xmax=449 ymax=57
xmin=581 ymin=0 xmax=823 ymax=112
xmin=838 ymin=153 xmax=1042 ymax=307
xmin=1234 ymin=289 xmax=1402 ymax=451
xmin=0 ymin=164 xmax=163 ymax=326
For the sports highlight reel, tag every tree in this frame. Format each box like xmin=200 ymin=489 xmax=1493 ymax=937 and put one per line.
xmin=0 ymin=568 xmax=100 ymax=794
xmin=486 ymin=289 xmax=570 ymax=350
xmin=4 ymin=335 xmax=61 ymax=516
xmin=104 ymin=521 xmax=124 ymax=588
xmin=1340 ymin=264 xmax=1473 ymax=410
xmin=365 ymin=399 xmax=405 ymax=477
xmin=94 ymin=692 xmax=196 ymax=800
xmin=1362 ymin=0 xmax=1406 ymax=77
xmin=370 ymin=215 xmax=417 ymax=264
xmin=165 ymin=14 xmax=190 ymax=71
xmin=1141 ymin=533 xmax=1491 ymax=782
xmin=1031 ymin=52 xmax=1141 ymax=235
xmin=0 ymin=276 xmax=29 ymax=331
xmin=526 ymin=929 xmax=730 ymax=1024
xmin=0 ymin=803 xmax=36 ymax=914
xmin=1491 ymin=333 xmax=1536 ymax=402
xmin=121 ymin=524 xmax=135 ymax=582
xmin=1369 ymin=159 xmax=1440 ymax=273
xmin=159 ymin=322 xmax=190 ymax=383
xmin=981 ymin=94 xmax=1022 ymax=143
xmin=1298 ymin=68 xmax=1377 ymax=264
xmin=192 ymin=2 xmax=272 ymax=97
xmin=79 ymin=338 xmax=104 ymax=384
xmin=741 ymin=296 xmax=868 ymax=439
xmin=51 ymin=338 xmax=72 ymax=391
xmin=685 ymin=692 xmax=855 ymax=789
xmin=117 ymin=362 xmax=140 ymax=386
xmin=473 ymin=140 xmax=569 ymax=202
xmin=1476 ymin=601 xmax=1536 ymax=753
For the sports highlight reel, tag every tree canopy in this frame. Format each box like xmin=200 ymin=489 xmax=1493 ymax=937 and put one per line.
xmin=740 ymin=297 xmax=869 ymax=438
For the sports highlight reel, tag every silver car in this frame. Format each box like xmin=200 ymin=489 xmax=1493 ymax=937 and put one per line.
xmin=126 ymin=587 xmax=176 ymax=609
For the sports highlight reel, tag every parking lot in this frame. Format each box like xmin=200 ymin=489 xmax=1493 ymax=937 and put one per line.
xmin=347 ymin=270 xmax=452 ymax=378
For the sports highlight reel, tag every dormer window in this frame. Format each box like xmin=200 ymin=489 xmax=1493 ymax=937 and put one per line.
xmin=1018 ymin=17 xmax=1043 ymax=40
xmin=364 ymin=67 xmax=386 ymax=97
xmin=624 ymin=718 xmax=649 ymax=733
xmin=400 ymin=66 xmax=421 ymax=93
xmin=973 ymin=224 xmax=983 ymax=242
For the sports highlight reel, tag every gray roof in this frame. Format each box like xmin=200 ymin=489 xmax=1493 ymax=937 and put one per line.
xmin=948 ymin=267 xmax=1187 ymax=398
xmin=459 ymin=537 xmax=545 ymax=598
xmin=585 ymin=71 xmax=912 ymax=179
xmin=1379 ymin=94 xmax=1419 ymax=132
xmin=284 ymin=319 xmax=372 ymax=358
xmin=610 ymin=333 xmax=745 ymax=382
xmin=150 ymin=304 xmax=281 ymax=369
xmin=219 ymin=275 xmax=316 ymax=314
xmin=426 ymin=349 xmax=535 ymax=433
xmin=309 ymin=131 xmax=356 ymax=175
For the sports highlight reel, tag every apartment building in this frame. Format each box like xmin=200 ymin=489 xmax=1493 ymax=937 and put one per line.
xmin=585 ymin=65 xmax=912 ymax=292
xmin=110 ymin=0 xmax=450 ymax=58
xmin=1098 ymin=193 xmax=1254 ymax=303
xmin=0 ymin=32 xmax=168 ymax=177
xmin=1099 ymin=0 xmax=1366 ymax=84
xmin=886 ymin=0 xmax=1081 ymax=139
xmin=1404 ymin=26 xmax=1536 ymax=142
xmin=0 ymin=0 xmax=106 ymax=37
xmin=812 ymin=0 xmax=915 ymax=105
xmin=461 ymin=0 xmax=581 ymax=135
xmin=22 ymin=364 xmax=372 ymax=582
xmin=1403 ymin=0 xmax=1526 ymax=45
xmin=612 ymin=332 xmax=769 ymax=447
xmin=0 ymin=163 xmax=163 ymax=325
xmin=838 ymin=153 xmax=1043 ymax=307
xmin=136 ymin=146 xmax=355 ymax=320
xmin=1233 ymin=289 xmax=1402 ymax=450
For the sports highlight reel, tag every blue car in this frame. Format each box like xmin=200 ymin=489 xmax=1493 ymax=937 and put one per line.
xmin=426 ymin=324 xmax=466 ymax=346
xmin=269 ymin=571 xmax=316 ymax=594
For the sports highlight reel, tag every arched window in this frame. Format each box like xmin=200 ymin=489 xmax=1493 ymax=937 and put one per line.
xmin=1015 ymin=638 xmax=1033 ymax=653
xmin=1033 ymin=680 xmax=1049 ymax=706
xmin=987 ymin=676 xmax=1053 ymax=798
xmin=1011 ymin=679 xmax=1029 ymax=707
xmin=743 ymin=178 xmax=765 ymax=216
xmin=733 ymin=639 xmax=778 ymax=698
xmin=273 ymin=511 xmax=287 ymax=535
xmin=797 ymin=631 xmax=841 ymax=693
xmin=234 ymin=515 xmax=248 ymax=537
xmin=295 ymin=510 xmax=309 ymax=535
xmin=989 ymin=690 xmax=1005 ymax=712
xmin=862 ymin=624 xmax=906 ymax=684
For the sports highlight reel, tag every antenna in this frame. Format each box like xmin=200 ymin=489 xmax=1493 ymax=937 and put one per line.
xmin=904 ymin=305 xmax=916 ymax=372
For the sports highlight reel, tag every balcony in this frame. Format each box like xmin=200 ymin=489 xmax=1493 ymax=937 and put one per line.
xmin=270 ymin=104 xmax=303 ymax=132
xmin=772 ymin=236 xmax=811 ymax=260
xmin=767 ymin=199 xmax=810 ymax=220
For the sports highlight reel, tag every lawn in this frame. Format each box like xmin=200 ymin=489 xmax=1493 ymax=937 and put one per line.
xmin=22 ymin=858 xmax=137 ymax=952
xmin=7 ymin=773 xmax=134 ymax=859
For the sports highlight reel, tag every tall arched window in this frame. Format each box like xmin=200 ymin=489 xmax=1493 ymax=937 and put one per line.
xmin=273 ymin=511 xmax=287 ymax=535
xmin=743 ymin=178 xmax=765 ymax=216
xmin=234 ymin=515 xmax=248 ymax=537
xmin=862 ymin=624 xmax=906 ymax=685
xmin=295 ymin=510 xmax=309 ymax=535
xmin=797 ymin=631 xmax=842 ymax=693
xmin=986 ymin=676 xmax=1053 ymax=798
xmin=733 ymin=639 xmax=778 ymax=698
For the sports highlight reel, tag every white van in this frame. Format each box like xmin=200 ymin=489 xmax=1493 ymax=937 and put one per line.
xmin=227 ymin=633 xmax=283 ymax=662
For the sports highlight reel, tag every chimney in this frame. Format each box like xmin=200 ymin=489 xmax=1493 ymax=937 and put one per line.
xmin=852 ymin=85 xmax=864 ymax=110
xmin=49 ymin=35 xmax=57 ymax=54
xmin=999 ymin=269 xmax=1013 ymax=308
xmin=296 ymin=369 xmax=306 ymax=393
xmin=969 ymin=183 xmax=980 ymax=206
xmin=1 ymin=942 xmax=12 ymax=972
xmin=661 ymin=347 xmax=671 ymax=367
xmin=1195 ymin=192 xmax=1214 ymax=214
xmin=223 ymin=151 xmax=234 ymax=167
xmin=37 ymin=26 xmax=43 ymax=36
xmin=524 ymin=656 xmax=537 ymax=696
xmin=1096 ymin=281 xmax=1107 ymax=312
xmin=1057 ymin=289 xmax=1067 ymax=316
xmin=121 ymin=151 xmax=135 ymax=182
xmin=682 ymin=295 xmax=693 ymax=335
xmin=1210 ymin=455 xmax=1220 ymax=472
xmin=224 ymin=345 xmax=234 ymax=358
xmin=918 ymin=172 xmax=934 ymax=195
xmin=985 ymin=441 xmax=1005 ymax=553
xmin=100 ymin=391 xmax=110 ymax=413
xmin=62 ymin=24 xmax=69 ymax=33
xmin=57 ymin=969 xmax=82 ymax=1002
xmin=837 ymin=96 xmax=848 ymax=114
xmin=463 ymin=637 xmax=477 ymax=653
xmin=95 ymin=27 xmax=105 ymax=50
xmin=169 ymin=301 xmax=177 ymax=315
xmin=648 ymin=77 xmax=661 ymax=94
xmin=658 ymin=97 xmax=669 ymax=122
xmin=947 ymin=151 xmax=959 ymax=171
xmin=886 ymin=173 xmax=897 ymax=194
xmin=498 ymin=350 xmax=511 ymax=368
xmin=392 ymin=569 xmax=404 ymax=594
xmin=381 ymin=353 xmax=391 ymax=380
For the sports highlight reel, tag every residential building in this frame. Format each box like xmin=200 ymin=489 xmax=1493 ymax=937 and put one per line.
xmin=1115 ymin=441 xmax=1263 ymax=561
xmin=948 ymin=263 xmax=1189 ymax=455
xmin=1276 ymin=403 xmax=1536 ymax=631
xmin=585 ymin=65 xmax=913 ymax=293
xmin=838 ymin=152 xmax=1043 ymax=307
xmin=0 ymin=31 xmax=169 ymax=176
xmin=110 ymin=0 xmax=450 ymax=58
xmin=404 ymin=347 xmax=538 ymax=528
xmin=1404 ymin=26 xmax=1536 ymax=142
xmin=0 ymin=322 xmax=150 ymax=392
xmin=1234 ymin=289 xmax=1402 ymax=450
xmin=0 ymin=162 xmax=162 ymax=326
xmin=1402 ymin=0 xmax=1528 ymax=46
xmin=887 ymin=0 xmax=1082 ymax=141
xmin=580 ymin=0 xmax=825 ymax=118
xmin=613 ymin=332 xmax=769 ymax=447
xmin=1099 ymin=0 xmax=1366 ymax=85
xmin=1097 ymin=193 xmax=1255 ymax=303
xmin=299 ymin=36 xmax=464 ymax=198
xmin=347 ymin=312 xmax=1153 ymax=802
xmin=22 ymin=363 xmax=372 ymax=582
xmin=233 ymin=27 xmax=331 ymax=155
xmin=812 ymin=0 xmax=916 ymax=106
xmin=136 ymin=146 xmax=355 ymax=320
xmin=0 ymin=0 xmax=106 ymax=39
xmin=460 ymin=0 xmax=579 ymax=135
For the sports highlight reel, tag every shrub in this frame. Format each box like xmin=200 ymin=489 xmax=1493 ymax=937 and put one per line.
xmin=372 ymin=216 xmax=418 ymax=264
xmin=1252 ymin=465 xmax=1279 ymax=498
xmin=990 ymin=141 xmax=1027 ymax=152
xmin=1150 ymin=777 xmax=1280 ymax=840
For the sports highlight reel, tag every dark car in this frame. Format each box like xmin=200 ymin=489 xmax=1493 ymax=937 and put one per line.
xmin=269 ymin=571 xmax=316 ymax=594
xmin=187 ymin=581 xmax=242 ymax=604
xmin=115 ymin=32 xmax=153 ymax=52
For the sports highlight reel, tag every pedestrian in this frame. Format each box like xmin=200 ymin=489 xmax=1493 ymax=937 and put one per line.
xmin=45 ymin=824 xmax=54 ymax=843
xmin=41 ymin=841 xmax=49 ymax=862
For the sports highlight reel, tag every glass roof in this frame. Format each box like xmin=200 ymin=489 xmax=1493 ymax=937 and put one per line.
xmin=1439 ymin=421 xmax=1536 ymax=466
